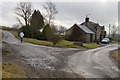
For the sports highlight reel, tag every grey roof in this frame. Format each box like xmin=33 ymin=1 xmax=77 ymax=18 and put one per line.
xmin=77 ymin=24 xmax=95 ymax=34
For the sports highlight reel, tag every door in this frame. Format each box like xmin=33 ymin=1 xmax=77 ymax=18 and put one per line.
xmin=90 ymin=34 xmax=93 ymax=42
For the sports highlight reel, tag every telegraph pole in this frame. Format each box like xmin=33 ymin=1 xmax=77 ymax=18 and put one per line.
xmin=109 ymin=24 xmax=110 ymax=38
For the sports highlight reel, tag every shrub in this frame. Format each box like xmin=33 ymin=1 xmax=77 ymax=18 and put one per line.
xmin=42 ymin=24 xmax=54 ymax=39
xmin=48 ymin=33 xmax=61 ymax=45
xmin=42 ymin=24 xmax=61 ymax=45
xmin=19 ymin=25 xmax=32 ymax=38
xmin=19 ymin=25 xmax=42 ymax=39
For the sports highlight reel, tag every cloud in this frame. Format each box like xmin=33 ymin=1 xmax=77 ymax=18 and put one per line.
xmin=54 ymin=2 xmax=118 ymax=27
xmin=0 ymin=1 xmax=118 ymax=34
xmin=0 ymin=0 xmax=119 ymax=2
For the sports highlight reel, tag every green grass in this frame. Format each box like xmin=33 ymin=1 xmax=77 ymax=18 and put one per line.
xmin=3 ymin=29 xmax=95 ymax=48
xmin=0 ymin=26 xmax=12 ymax=29
xmin=3 ymin=28 xmax=83 ymax=48
xmin=111 ymin=40 xmax=117 ymax=44
xmin=9 ymin=31 xmax=19 ymax=38
xmin=83 ymin=43 xmax=101 ymax=48
xmin=23 ymin=38 xmax=53 ymax=46
xmin=7 ymin=29 xmax=83 ymax=48
xmin=55 ymin=40 xmax=73 ymax=46
xmin=55 ymin=40 xmax=73 ymax=47
xmin=2 ymin=62 xmax=27 ymax=78
xmin=23 ymin=38 xmax=83 ymax=48
xmin=55 ymin=40 xmax=83 ymax=48
xmin=2 ymin=26 xmax=101 ymax=49
xmin=112 ymin=50 xmax=120 ymax=61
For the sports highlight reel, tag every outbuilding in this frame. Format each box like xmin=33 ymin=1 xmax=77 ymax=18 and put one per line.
xmin=65 ymin=24 xmax=95 ymax=42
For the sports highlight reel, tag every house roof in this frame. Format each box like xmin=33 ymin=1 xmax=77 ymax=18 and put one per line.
xmin=76 ymin=24 xmax=95 ymax=34
xmin=81 ymin=20 xmax=105 ymax=33
xmin=81 ymin=21 xmax=97 ymax=32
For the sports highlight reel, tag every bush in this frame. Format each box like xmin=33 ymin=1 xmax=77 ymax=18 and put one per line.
xmin=42 ymin=24 xmax=61 ymax=45
xmin=49 ymin=33 xmax=61 ymax=45
xmin=35 ymin=31 xmax=42 ymax=40
xmin=19 ymin=26 xmax=32 ymax=38
xmin=42 ymin=24 xmax=54 ymax=40
xmin=19 ymin=25 xmax=42 ymax=40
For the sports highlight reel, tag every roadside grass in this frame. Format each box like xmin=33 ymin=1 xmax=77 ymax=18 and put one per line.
xmin=2 ymin=62 xmax=27 ymax=78
xmin=112 ymin=49 xmax=120 ymax=61
xmin=55 ymin=40 xmax=83 ymax=48
xmin=23 ymin=38 xmax=53 ymax=46
xmin=0 ymin=26 xmax=12 ymax=29
xmin=2 ymin=26 xmax=100 ymax=49
xmin=9 ymin=31 xmax=19 ymax=38
xmin=111 ymin=40 xmax=118 ymax=44
xmin=2 ymin=28 xmax=83 ymax=48
xmin=55 ymin=39 xmax=74 ymax=47
xmin=1 ymin=26 xmax=19 ymax=38
xmin=83 ymin=43 xmax=101 ymax=49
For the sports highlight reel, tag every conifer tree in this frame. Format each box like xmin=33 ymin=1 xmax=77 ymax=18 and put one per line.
xmin=30 ymin=10 xmax=44 ymax=30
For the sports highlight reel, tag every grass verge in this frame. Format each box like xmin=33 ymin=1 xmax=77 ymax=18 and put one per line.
xmin=2 ymin=28 xmax=83 ymax=48
xmin=112 ymin=49 xmax=120 ymax=61
xmin=2 ymin=62 xmax=27 ymax=78
xmin=83 ymin=43 xmax=101 ymax=49
xmin=1 ymin=26 xmax=100 ymax=49
xmin=55 ymin=40 xmax=83 ymax=48
xmin=23 ymin=38 xmax=53 ymax=46
xmin=111 ymin=40 xmax=118 ymax=44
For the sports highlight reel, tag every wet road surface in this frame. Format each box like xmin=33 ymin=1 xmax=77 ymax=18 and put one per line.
xmin=68 ymin=43 xmax=119 ymax=78
xmin=1 ymin=30 xmax=120 ymax=78
xmin=2 ymin=30 xmax=82 ymax=78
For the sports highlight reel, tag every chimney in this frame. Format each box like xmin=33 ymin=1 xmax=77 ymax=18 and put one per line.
xmin=85 ymin=15 xmax=89 ymax=22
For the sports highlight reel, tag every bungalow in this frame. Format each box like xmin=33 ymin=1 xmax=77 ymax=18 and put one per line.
xmin=65 ymin=24 xmax=95 ymax=42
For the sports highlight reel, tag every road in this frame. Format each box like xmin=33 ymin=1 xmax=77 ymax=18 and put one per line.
xmin=2 ymin=30 xmax=82 ymax=78
xmin=1 ymin=30 xmax=120 ymax=78
xmin=68 ymin=43 xmax=119 ymax=78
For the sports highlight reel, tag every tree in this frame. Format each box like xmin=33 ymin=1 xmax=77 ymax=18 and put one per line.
xmin=58 ymin=26 xmax=67 ymax=33
xmin=51 ymin=25 xmax=67 ymax=33
xmin=15 ymin=2 xmax=32 ymax=26
xmin=30 ymin=10 xmax=44 ymax=30
xmin=19 ymin=25 xmax=32 ymax=38
xmin=43 ymin=1 xmax=58 ymax=25
xmin=42 ymin=24 xmax=54 ymax=40
xmin=50 ymin=23 xmax=59 ymax=32
xmin=19 ymin=25 xmax=42 ymax=40
xmin=12 ymin=24 xmax=20 ymax=29
xmin=111 ymin=25 xmax=117 ymax=40
xmin=42 ymin=24 xmax=61 ymax=44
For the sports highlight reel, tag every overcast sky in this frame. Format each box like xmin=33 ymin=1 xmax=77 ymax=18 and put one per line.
xmin=0 ymin=0 xmax=119 ymax=34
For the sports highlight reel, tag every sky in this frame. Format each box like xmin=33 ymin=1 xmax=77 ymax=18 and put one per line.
xmin=0 ymin=0 xmax=119 ymax=34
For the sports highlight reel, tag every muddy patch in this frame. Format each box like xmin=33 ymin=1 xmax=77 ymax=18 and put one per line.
xmin=2 ymin=42 xmax=83 ymax=78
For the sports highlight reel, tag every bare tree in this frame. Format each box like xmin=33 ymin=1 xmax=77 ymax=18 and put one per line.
xmin=58 ymin=25 xmax=67 ymax=33
xmin=43 ymin=1 xmax=58 ymax=25
xmin=111 ymin=25 xmax=117 ymax=40
xmin=12 ymin=24 xmax=20 ymax=29
xmin=15 ymin=2 xmax=32 ymax=26
xmin=15 ymin=17 xmax=24 ymax=26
